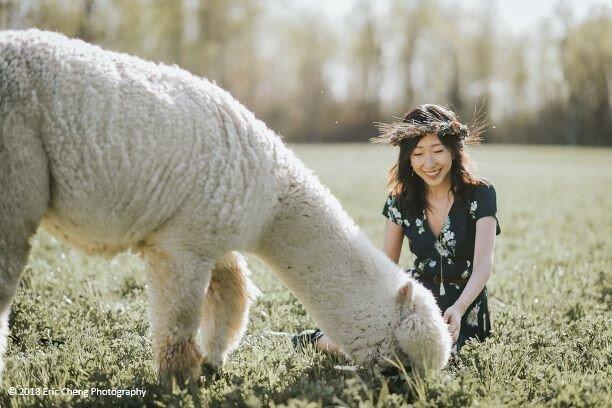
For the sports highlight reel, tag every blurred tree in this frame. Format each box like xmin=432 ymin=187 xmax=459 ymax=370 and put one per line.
xmin=447 ymin=46 xmax=463 ymax=115
xmin=75 ymin=0 xmax=96 ymax=42
xmin=0 ymin=0 xmax=22 ymax=29
xmin=108 ymin=0 xmax=146 ymax=55
xmin=560 ymin=12 xmax=611 ymax=145
xmin=503 ymin=38 xmax=529 ymax=117
xmin=510 ymin=41 xmax=528 ymax=105
xmin=193 ymin=0 xmax=231 ymax=84
xmin=333 ymin=0 xmax=384 ymax=141
xmin=469 ymin=0 xmax=494 ymax=138
xmin=13 ymin=0 xmax=105 ymax=42
xmin=275 ymin=12 xmax=334 ymax=141
xmin=218 ymin=1 xmax=263 ymax=109
xmin=349 ymin=0 xmax=382 ymax=119
xmin=391 ymin=0 xmax=431 ymax=107
xmin=148 ymin=0 xmax=185 ymax=64
xmin=186 ymin=0 xmax=263 ymax=110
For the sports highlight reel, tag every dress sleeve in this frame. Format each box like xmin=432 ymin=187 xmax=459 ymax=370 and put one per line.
xmin=470 ymin=183 xmax=501 ymax=235
xmin=382 ymin=195 xmax=408 ymax=227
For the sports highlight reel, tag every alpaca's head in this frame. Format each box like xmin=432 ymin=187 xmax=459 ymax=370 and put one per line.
xmin=391 ymin=280 xmax=452 ymax=373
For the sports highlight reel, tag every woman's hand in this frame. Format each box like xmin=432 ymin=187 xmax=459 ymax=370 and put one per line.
xmin=443 ymin=304 xmax=464 ymax=343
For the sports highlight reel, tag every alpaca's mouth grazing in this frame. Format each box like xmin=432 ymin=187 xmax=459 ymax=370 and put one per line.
xmin=379 ymin=348 xmax=413 ymax=375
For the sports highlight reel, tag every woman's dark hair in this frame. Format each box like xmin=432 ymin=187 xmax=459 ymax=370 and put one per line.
xmin=388 ymin=104 xmax=485 ymax=219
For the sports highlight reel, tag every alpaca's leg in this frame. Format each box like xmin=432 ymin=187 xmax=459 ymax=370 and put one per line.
xmin=200 ymin=252 xmax=258 ymax=371
xmin=0 ymin=120 xmax=49 ymax=381
xmin=0 ymin=225 xmax=39 ymax=382
xmin=142 ymin=246 xmax=213 ymax=389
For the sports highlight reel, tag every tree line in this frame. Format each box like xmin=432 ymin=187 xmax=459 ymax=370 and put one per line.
xmin=1 ymin=0 xmax=610 ymax=145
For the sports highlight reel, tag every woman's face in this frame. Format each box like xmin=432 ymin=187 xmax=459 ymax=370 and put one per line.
xmin=409 ymin=133 xmax=453 ymax=187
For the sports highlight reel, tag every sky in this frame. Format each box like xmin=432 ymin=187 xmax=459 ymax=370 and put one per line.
xmin=295 ymin=0 xmax=609 ymax=35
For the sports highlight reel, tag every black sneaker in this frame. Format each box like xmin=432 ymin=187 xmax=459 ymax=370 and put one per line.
xmin=291 ymin=329 xmax=324 ymax=349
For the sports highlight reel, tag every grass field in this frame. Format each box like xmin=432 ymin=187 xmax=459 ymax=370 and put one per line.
xmin=1 ymin=144 xmax=611 ymax=407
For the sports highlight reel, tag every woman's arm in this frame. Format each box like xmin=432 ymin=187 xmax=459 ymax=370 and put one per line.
xmin=444 ymin=216 xmax=497 ymax=341
xmin=456 ymin=217 xmax=497 ymax=311
xmin=383 ymin=220 xmax=404 ymax=264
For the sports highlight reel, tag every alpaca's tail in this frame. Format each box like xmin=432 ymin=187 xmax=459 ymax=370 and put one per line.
xmin=200 ymin=252 xmax=260 ymax=366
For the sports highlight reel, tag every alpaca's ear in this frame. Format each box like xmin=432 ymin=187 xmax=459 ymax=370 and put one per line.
xmin=397 ymin=280 xmax=414 ymax=304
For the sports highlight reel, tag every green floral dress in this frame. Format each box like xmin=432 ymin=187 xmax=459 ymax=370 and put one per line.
xmin=383 ymin=182 xmax=501 ymax=351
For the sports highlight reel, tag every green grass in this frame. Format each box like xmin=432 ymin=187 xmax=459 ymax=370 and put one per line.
xmin=1 ymin=144 xmax=611 ymax=407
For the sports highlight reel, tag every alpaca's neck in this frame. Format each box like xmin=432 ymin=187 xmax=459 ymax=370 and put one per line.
xmin=254 ymin=165 xmax=406 ymax=362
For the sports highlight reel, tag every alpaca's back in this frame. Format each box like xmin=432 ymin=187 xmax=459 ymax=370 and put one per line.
xmin=0 ymin=29 xmax=286 ymax=256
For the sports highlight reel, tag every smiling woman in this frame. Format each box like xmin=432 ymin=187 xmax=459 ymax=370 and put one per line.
xmin=379 ymin=105 xmax=500 ymax=351
xmin=295 ymin=104 xmax=500 ymax=354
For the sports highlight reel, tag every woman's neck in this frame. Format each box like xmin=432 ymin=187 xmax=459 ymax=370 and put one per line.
xmin=425 ymin=177 xmax=452 ymax=201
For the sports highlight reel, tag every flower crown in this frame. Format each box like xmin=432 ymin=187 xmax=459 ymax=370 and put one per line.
xmin=371 ymin=111 xmax=486 ymax=147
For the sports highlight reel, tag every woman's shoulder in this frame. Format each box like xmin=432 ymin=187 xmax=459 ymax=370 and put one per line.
xmin=466 ymin=179 xmax=501 ymax=233
xmin=385 ymin=189 xmax=404 ymax=208
xmin=383 ymin=192 xmax=403 ymax=223
xmin=469 ymin=178 xmax=497 ymax=198
xmin=383 ymin=191 xmax=416 ymax=227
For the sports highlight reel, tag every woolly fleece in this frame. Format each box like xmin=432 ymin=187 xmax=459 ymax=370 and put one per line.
xmin=0 ymin=30 xmax=451 ymax=387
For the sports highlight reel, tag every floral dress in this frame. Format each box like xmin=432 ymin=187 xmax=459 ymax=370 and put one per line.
xmin=383 ymin=182 xmax=501 ymax=351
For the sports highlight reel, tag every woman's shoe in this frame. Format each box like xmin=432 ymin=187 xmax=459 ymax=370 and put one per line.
xmin=291 ymin=329 xmax=324 ymax=349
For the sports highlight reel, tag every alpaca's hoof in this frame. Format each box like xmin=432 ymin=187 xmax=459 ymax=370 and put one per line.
xmin=201 ymin=359 xmax=222 ymax=383
xmin=159 ymin=366 xmax=201 ymax=392
xmin=156 ymin=339 xmax=202 ymax=391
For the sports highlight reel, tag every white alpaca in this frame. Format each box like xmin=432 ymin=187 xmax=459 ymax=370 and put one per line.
xmin=0 ymin=30 xmax=451 ymax=387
